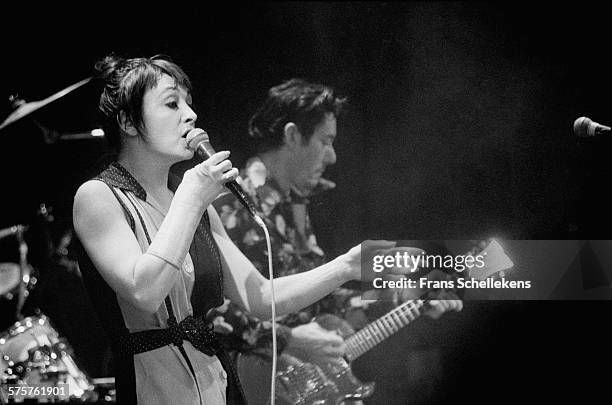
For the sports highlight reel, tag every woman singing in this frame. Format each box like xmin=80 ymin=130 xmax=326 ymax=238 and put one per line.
xmin=73 ymin=54 xmax=387 ymax=404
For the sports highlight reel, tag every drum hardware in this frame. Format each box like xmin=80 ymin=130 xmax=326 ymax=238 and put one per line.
xmin=1 ymin=77 xmax=105 ymax=148
xmin=92 ymin=377 xmax=116 ymax=403
xmin=0 ymin=225 xmax=31 ymax=320
xmin=32 ymin=119 xmax=105 ymax=145
xmin=0 ymin=69 xmax=114 ymax=400
xmin=0 ymin=315 xmax=98 ymax=402
xmin=0 ymin=225 xmax=28 ymax=241
xmin=1 ymin=207 xmax=100 ymax=402
xmin=15 ymin=225 xmax=28 ymax=321
xmin=0 ymin=77 xmax=92 ymax=132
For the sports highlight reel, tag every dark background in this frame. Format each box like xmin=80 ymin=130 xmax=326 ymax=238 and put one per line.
xmin=1 ymin=2 xmax=611 ymax=403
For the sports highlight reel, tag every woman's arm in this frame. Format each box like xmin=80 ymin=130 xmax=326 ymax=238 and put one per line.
xmin=73 ymin=179 xmax=207 ymax=313
xmin=208 ymin=206 xmax=356 ymax=319
xmin=73 ymin=152 xmax=237 ymax=314
xmin=74 ymin=180 xmax=179 ymax=313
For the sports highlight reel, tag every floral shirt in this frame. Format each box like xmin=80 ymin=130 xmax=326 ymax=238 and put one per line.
xmin=206 ymin=157 xmax=366 ymax=356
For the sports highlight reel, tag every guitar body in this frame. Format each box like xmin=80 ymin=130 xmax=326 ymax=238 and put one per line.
xmin=237 ymin=314 xmax=375 ymax=405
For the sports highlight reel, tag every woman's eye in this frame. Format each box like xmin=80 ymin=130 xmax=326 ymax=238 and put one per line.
xmin=166 ymin=101 xmax=178 ymax=109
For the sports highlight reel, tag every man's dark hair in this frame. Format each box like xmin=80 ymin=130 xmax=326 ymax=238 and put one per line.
xmin=248 ymin=78 xmax=346 ymax=152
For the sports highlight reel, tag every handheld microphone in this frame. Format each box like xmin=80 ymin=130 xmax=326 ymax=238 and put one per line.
xmin=573 ymin=116 xmax=611 ymax=137
xmin=186 ymin=129 xmax=259 ymax=219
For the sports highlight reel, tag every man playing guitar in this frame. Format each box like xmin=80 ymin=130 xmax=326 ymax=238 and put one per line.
xmin=205 ymin=79 xmax=463 ymax=403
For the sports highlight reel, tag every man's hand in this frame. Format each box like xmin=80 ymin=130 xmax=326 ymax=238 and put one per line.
xmin=211 ymin=315 xmax=234 ymax=334
xmin=393 ymin=269 xmax=463 ymax=319
xmin=424 ymin=290 xmax=463 ymax=319
xmin=284 ymin=322 xmax=346 ymax=367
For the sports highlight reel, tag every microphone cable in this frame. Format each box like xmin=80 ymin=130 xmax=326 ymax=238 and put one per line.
xmin=253 ymin=214 xmax=277 ymax=405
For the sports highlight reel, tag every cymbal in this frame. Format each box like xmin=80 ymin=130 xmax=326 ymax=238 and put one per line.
xmin=0 ymin=77 xmax=92 ymax=132
xmin=0 ymin=263 xmax=20 ymax=295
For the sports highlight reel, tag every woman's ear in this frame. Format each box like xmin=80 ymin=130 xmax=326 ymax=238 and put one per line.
xmin=283 ymin=122 xmax=302 ymax=150
xmin=117 ymin=111 xmax=138 ymax=137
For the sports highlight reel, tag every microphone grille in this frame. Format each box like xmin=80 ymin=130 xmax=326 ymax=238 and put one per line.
xmin=186 ymin=129 xmax=209 ymax=151
xmin=573 ymin=116 xmax=592 ymax=137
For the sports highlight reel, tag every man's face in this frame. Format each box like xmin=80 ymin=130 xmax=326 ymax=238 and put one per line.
xmin=292 ymin=113 xmax=337 ymax=194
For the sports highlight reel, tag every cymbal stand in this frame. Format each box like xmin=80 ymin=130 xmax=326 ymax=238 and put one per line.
xmin=15 ymin=226 xmax=28 ymax=320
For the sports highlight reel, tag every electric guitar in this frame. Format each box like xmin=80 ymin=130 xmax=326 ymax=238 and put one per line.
xmin=237 ymin=239 xmax=513 ymax=404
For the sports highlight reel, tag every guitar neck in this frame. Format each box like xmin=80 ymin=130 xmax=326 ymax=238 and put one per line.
xmin=344 ymin=299 xmax=425 ymax=361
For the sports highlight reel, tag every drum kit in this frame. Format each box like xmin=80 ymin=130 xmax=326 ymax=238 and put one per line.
xmin=1 ymin=79 xmax=115 ymax=403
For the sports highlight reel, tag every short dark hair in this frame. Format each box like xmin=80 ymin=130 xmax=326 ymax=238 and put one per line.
xmin=248 ymin=78 xmax=346 ymax=152
xmin=94 ymin=54 xmax=192 ymax=151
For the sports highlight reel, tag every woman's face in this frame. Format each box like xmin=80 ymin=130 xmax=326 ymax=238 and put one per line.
xmin=139 ymin=74 xmax=197 ymax=162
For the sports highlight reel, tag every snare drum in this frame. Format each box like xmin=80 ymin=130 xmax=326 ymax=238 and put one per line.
xmin=0 ymin=314 xmax=97 ymax=401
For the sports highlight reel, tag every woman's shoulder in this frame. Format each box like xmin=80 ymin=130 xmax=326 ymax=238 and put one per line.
xmin=73 ymin=179 xmax=123 ymax=222
xmin=72 ymin=178 xmax=134 ymax=246
xmin=74 ymin=179 xmax=114 ymax=203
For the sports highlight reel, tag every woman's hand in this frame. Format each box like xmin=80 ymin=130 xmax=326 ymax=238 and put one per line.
xmin=177 ymin=151 xmax=239 ymax=209
xmin=341 ymin=240 xmax=427 ymax=281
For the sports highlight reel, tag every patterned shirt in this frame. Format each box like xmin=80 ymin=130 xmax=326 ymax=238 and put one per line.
xmin=206 ymin=157 xmax=367 ymax=356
